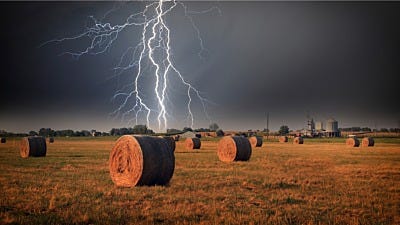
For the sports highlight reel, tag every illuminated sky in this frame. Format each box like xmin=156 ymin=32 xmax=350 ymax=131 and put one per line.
xmin=1 ymin=1 xmax=399 ymax=133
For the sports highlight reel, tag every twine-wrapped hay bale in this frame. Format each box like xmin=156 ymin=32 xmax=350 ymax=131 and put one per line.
xmin=362 ymin=137 xmax=374 ymax=147
xmin=0 ymin=137 xmax=5 ymax=143
xmin=279 ymin=136 xmax=288 ymax=143
xmin=49 ymin=137 xmax=54 ymax=143
xmin=249 ymin=136 xmax=262 ymax=147
xmin=346 ymin=137 xmax=360 ymax=147
xmin=217 ymin=136 xmax=252 ymax=162
xmin=20 ymin=136 xmax=47 ymax=158
xmin=109 ymin=135 xmax=175 ymax=187
xmin=185 ymin=137 xmax=201 ymax=150
xmin=163 ymin=136 xmax=176 ymax=152
xmin=293 ymin=137 xmax=304 ymax=144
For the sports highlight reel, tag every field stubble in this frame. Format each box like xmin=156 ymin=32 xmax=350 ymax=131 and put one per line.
xmin=0 ymin=137 xmax=399 ymax=224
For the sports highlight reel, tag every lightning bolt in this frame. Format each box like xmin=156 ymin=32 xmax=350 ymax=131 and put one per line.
xmin=41 ymin=0 xmax=220 ymax=132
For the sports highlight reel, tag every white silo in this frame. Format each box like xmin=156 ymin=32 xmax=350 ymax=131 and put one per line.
xmin=315 ymin=121 xmax=323 ymax=131
xmin=325 ymin=118 xmax=340 ymax=137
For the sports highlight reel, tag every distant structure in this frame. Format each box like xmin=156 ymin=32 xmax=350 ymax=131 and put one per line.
xmin=301 ymin=118 xmax=316 ymax=137
xmin=301 ymin=117 xmax=340 ymax=137
xmin=315 ymin=121 xmax=323 ymax=131
xmin=325 ymin=118 xmax=340 ymax=137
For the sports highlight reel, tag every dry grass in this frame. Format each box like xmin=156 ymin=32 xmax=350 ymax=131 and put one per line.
xmin=1 ymin=137 xmax=399 ymax=224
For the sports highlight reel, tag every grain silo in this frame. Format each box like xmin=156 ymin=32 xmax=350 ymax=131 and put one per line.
xmin=325 ymin=118 xmax=340 ymax=137
xmin=315 ymin=121 xmax=323 ymax=131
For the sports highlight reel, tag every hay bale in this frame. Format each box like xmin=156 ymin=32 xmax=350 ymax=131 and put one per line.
xmin=0 ymin=137 xmax=6 ymax=143
xmin=109 ymin=135 xmax=175 ymax=187
xmin=217 ymin=136 xmax=252 ymax=162
xmin=49 ymin=137 xmax=54 ymax=143
xmin=293 ymin=137 xmax=304 ymax=144
xmin=346 ymin=137 xmax=360 ymax=147
xmin=163 ymin=136 xmax=176 ymax=152
xmin=249 ymin=136 xmax=262 ymax=147
xmin=362 ymin=137 xmax=374 ymax=147
xmin=20 ymin=136 xmax=47 ymax=158
xmin=185 ymin=137 xmax=201 ymax=150
xmin=279 ymin=136 xmax=288 ymax=143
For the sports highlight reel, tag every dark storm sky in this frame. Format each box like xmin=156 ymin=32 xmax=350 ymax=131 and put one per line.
xmin=1 ymin=1 xmax=399 ymax=133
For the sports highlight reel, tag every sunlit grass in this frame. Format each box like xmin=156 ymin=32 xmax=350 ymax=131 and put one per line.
xmin=1 ymin=137 xmax=399 ymax=224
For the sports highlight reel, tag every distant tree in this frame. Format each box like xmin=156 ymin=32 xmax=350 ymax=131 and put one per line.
xmin=278 ymin=125 xmax=289 ymax=135
xmin=110 ymin=128 xmax=119 ymax=136
xmin=132 ymin=125 xmax=148 ymax=134
xmin=209 ymin=123 xmax=219 ymax=131
xmin=216 ymin=129 xmax=224 ymax=137
xmin=380 ymin=128 xmax=389 ymax=132
xmin=63 ymin=130 xmax=74 ymax=137
xmin=121 ymin=128 xmax=129 ymax=135
xmin=183 ymin=127 xmax=193 ymax=132
xmin=194 ymin=128 xmax=210 ymax=132
xmin=167 ymin=128 xmax=182 ymax=134
xmin=29 ymin=131 xmax=38 ymax=136
xmin=146 ymin=129 xmax=154 ymax=134
xmin=75 ymin=130 xmax=91 ymax=137
xmin=361 ymin=127 xmax=371 ymax=132
xmin=39 ymin=128 xmax=55 ymax=137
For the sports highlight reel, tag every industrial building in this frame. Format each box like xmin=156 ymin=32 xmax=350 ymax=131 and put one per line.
xmin=324 ymin=118 xmax=340 ymax=137
xmin=301 ymin=118 xmax=340 ymax=137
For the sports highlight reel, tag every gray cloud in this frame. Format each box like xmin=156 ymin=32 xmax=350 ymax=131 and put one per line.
xmin=0 ymin=1 xmax=399 ymax=132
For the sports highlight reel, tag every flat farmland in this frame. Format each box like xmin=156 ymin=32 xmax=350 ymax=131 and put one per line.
xmin=1 ymin=137 xmax=399 ymax=224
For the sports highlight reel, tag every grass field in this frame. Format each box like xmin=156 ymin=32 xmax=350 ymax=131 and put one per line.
xmin=1 ymin=137 xmax=399 ymax=224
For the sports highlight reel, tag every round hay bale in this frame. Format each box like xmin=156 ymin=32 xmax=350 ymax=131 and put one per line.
xmin=109 ymin=135 xmax=175 ymax=187
xmin=0 ymin=137 xmax=6 ymax=143
xmin=346 ymin=137 xmax=360 ymax=147
xmin=49 ymin=137 xmax=54 ymax=143
xmin=163 ymin=136 xmax=176 ymax=152
xmin=185 ymin=137 xmax=201 ymax=150
xmin=217 ymin=136 xmax=252 ymax=162
xmin=362 ymin=137 xmax=374 ymax=147
xmin=279 ymin=136 xmax=288 ymax=143
xmin=249 ymin=136 xmax=262 ymax=147
xmin=293 ymin=137 xmax=304 ymax=144
xmin=20 ymin=136 xmax=47 ymax=158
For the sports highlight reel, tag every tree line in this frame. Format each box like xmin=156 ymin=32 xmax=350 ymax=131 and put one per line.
xmin=2 ymin=123 xmax=397 ymax=138
xmin=0 ymin=123 xmax=222 ymax=137
xmin=0 ymin=125 xmax=155 ymax=137
xmin=339 ymin=127 xmax=400 ymax=132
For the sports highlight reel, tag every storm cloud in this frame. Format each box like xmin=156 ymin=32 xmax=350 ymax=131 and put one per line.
xmin=1 ymin=1 xmax=399 ymax=132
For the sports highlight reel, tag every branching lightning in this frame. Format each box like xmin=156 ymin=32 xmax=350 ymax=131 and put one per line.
xmin=41 ymin=0 xmax=219 ymax=132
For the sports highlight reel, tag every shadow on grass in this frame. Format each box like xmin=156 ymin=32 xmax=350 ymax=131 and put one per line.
xmin=66 ymin=155 xmax=85 ymax=158
xmin=272 ymin=197 xmax=306 ymax=205
xmin=264 ymin=181 xmax=300 ymax=189
xmin=174 ymin=151 xmax=210 ymax=154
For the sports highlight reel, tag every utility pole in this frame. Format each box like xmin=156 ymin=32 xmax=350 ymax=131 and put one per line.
xmin=266 ymin=112 xmax=269 ymax=140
